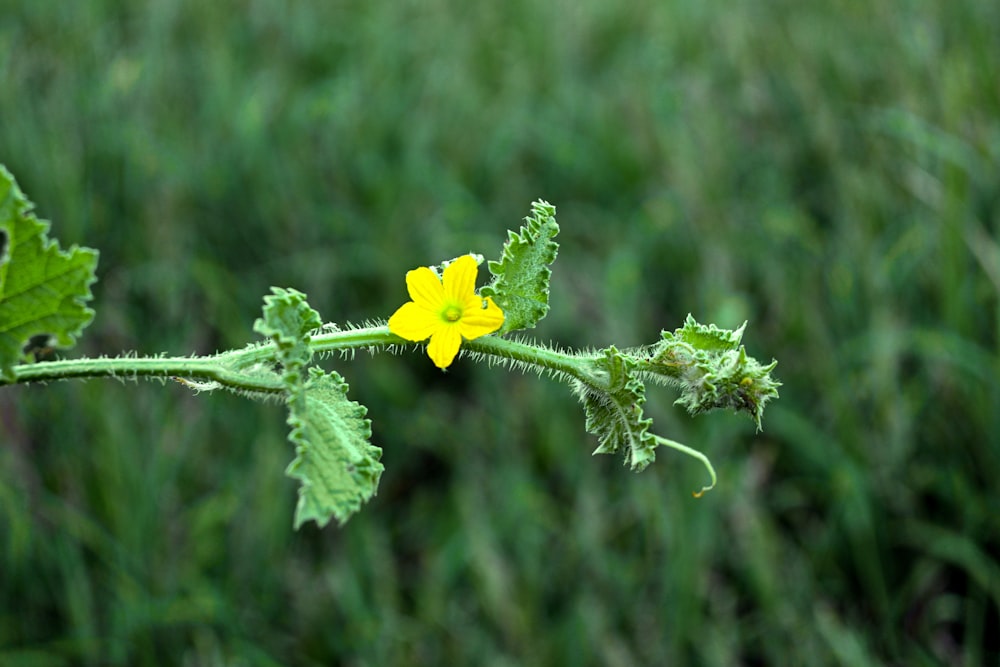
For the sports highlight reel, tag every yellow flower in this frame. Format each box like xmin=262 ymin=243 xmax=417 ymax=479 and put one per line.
xmin=388 ymin=255 xmax=505 ymax=369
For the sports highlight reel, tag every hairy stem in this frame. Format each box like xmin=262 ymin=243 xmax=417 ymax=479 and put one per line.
xmin=2 ymin=354 xmax=286 ymax=393
xmin=1 ymin=326 xmax=606 ymax=392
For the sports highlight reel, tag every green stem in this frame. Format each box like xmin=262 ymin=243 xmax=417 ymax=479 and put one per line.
xmin=3 ymin=354 xmax=286 ymax=393
xmin=308 ymin=326 xmax=606 ymax=388
xmin=1 ymin=325 xmax=605 ymax=392
xmin=464 ymin=334 xmax=604 ymax=386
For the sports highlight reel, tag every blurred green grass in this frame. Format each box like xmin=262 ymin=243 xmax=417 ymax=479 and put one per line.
xmin=2 ymin=0 xmax=999 ymax=664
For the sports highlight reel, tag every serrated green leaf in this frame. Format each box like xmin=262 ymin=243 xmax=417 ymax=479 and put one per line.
xmin=253 ymin=288 xmax=382 ymax=527
xmin=253 ymin=286 xmax=322 ymax=382
xmin=580 ymin=347 xmax=658 ymax=471
xmin=286 ymin=367 xmax=383 ymax=528
xmin=481 ymin=200 xmax=559 ymax=334
xmin=660 ymin=313 xmax=746 ymax=353
xmin=0 ymin=165 xmax=99 ymax=380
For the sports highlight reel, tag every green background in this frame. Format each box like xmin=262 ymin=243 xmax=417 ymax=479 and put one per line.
xmin=2 ymin=1 xmax=999 ymax=664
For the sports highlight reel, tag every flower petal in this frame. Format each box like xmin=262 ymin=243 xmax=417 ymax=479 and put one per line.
xmin=458 ymin=296 xmax=504 ymax=340
xmin=442 ymin=255 xmax=478 ymax=302
xmin=406 ymin=266 xmax=445 ymax=308
xmin=388 ymin=301 xmax=439 ymax=342
xmin=427 ymin=325 xmax=462 ymax=368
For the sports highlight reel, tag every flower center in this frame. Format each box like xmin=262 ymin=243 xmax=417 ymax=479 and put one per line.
xmin=442 ymin=304 xmax=463 ymax=322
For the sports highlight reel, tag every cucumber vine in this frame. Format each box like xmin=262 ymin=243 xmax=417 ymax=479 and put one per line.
xmin=0 ymin=164 xmax=780 ymax=528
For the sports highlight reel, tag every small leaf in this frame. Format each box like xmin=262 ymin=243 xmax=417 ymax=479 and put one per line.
xmin=286 ymin=367 xmax=383 ymax=528
xmin=481 ymin=200 xmax=559 ymax=334
xmin=253 ymin=286 xmax=322 ymax=382
xmin=660 ymin=313 xmax=746 ymax=353
xmin=578 ymin=347 xmax=658 ymax=471
xmin=0 ymin=165 xmax=99 ymax=380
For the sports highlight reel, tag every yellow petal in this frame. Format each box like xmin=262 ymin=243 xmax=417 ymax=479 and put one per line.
xmin=388 ymin=301 xmax=439 ymax=342
xmin=427 ymin=325 xmax=462 ymax=368
xmin=458 ymin=296 xmax=504 ymax=340
xmin=442 ymin=255 xmax=478 ymax=302
xmin=406 ymin=266 xmax=445 ymax=308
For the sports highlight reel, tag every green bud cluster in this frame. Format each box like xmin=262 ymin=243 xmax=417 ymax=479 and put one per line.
xmin=644 ymin=315 xmax=781 ymax=430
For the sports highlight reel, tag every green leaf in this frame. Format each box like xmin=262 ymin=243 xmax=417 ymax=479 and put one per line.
xmin=481 ymin=200 xmax=560 ymax=334
xmin=253 ymin=287 xmax=322 ymax=370
xmin=0 ymin=165 xmax=99 ymax=380
xmin=254 ymin=288 xmax=382 ymax=527
xmin=578 ymin=346 xmax=658 ymax=471
xmin=662 ymin=313 xmax=746 ymax=353
xmin=286 ymin=367 xmax=383 ymax=528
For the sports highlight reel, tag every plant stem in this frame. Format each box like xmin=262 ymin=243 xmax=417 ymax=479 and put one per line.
xmin=1 ymin=326 xmax=603 ymax=392
xmin=464 ymin=334 xmax=604 ymax=385
xmin=2 ymin=354 xmax=286 ymax=393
